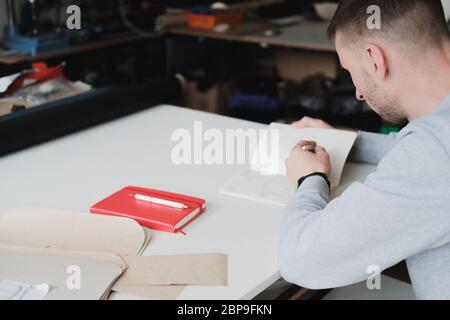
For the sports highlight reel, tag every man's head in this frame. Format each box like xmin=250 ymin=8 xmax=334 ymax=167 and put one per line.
xmin=328 ymin=0 xmax=450 ymax=124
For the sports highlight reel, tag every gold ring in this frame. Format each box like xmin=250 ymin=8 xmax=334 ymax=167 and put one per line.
xmin=302 ymin=145 xmax=315 ymax=152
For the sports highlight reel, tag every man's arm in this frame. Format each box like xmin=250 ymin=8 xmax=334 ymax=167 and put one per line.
xmin=279 ymin=130 xmax=450 ymax=289
xmin=350 ymin=131 xmax=397 ymax=165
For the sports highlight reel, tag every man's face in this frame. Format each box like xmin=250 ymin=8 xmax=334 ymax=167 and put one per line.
xmin=335 ymin=32 xmax=406 ymax=125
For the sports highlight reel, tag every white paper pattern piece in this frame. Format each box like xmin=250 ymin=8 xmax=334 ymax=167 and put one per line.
xmin=251 ymin=123 xmax=358 ymax=188
xmin=221 ymin=123 xmax=358 ymax=207
xmin=0 ymin=280 xmax=49 ymax=300
xmin=220 ymin=169 xmax=296 ymax=207
xmin=220 ymin=163 xmax=374 ymax=207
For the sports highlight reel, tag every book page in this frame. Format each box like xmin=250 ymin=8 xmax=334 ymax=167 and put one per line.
xmin=221 ymin=124 xmax=358 ymax=206
xmin=220 ymin=163 xmax=374 ymax=207
xmin=220 ymin=169 xmax=296 ymax=207
xmin=251 ymin=123 xmax=358 ymax=188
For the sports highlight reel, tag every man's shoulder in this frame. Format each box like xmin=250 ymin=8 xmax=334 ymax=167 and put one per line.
xmin=379 ymin=121 xmax=449 ymax=176
xmin=400 ymin=99 xmax=450 ymax=142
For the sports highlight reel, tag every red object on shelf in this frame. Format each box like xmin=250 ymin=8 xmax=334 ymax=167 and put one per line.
xmin=5 ymin=62 xmax=65 ymax=95
xmin=187 ymin=10 xmax=243 ymax=30
xmin=90 ymin=186 xmax=207 ymax=234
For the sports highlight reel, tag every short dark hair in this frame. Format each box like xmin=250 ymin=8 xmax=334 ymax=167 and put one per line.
xmin=327 ymin=0 xmax=449 ymax=44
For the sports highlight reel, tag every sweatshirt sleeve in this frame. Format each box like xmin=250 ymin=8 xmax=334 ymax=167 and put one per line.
xmin=349 ymin=131 xmax=397 ymax=165
xmin=278 ymin=129 xmax=450 ymax=290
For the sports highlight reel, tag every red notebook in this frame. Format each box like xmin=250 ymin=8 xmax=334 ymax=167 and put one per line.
xmin=90 ymin=186 xmax=206 ymax=234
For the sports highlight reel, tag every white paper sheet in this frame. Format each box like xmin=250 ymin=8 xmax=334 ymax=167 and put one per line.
xmin=251 ymin=123 xmax=357 ymax=187
xmin=0 ymin=280 xmax=49 ymax=300
xmin=221 ymin=123 xmax=358 ymax=206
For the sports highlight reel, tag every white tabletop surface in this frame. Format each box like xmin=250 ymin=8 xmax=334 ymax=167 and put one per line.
xmin=0 ymin=105 xmax=376 ymax=300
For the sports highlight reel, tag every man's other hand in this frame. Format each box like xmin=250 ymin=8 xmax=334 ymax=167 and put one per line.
xmin=292 ymin=117 xmax=334 ymax=129
xmin=286 ymin=141 xmax=331 ymax=183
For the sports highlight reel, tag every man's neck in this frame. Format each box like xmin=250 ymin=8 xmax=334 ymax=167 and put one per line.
xmin=400 ymin=42 xmax=450 ymax=121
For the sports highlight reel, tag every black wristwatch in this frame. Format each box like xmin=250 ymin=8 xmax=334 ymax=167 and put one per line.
xmin=298 ymin=173 xmax=331 ymax=190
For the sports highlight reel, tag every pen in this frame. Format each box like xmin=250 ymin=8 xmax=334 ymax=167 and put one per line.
xmin=130 ymin=194 xmax=188 ymax=209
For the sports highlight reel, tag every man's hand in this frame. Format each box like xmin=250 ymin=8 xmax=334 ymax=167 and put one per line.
xmin=292 ymin=116 xmax=334 ymax=129
xmin=285 ymin=141 xmax=331 ymax=183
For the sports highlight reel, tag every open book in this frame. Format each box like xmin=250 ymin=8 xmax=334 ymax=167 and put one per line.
xmin=219 ymin=123 xmax=358 ymax=206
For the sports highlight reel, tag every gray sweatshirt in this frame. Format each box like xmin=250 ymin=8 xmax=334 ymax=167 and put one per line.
xmin=279 ymin=94 xmax=450 ymax=300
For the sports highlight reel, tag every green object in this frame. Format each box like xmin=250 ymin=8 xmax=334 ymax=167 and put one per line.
xmin=380 ymin=125 xmax=400 ymax=135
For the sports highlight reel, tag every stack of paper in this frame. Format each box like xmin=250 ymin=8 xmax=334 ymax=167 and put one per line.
xmin=220 ymin=123 xmax=358 ymax=207
xmin=0 ymin=207 xmax=146 ymax=300
xmin=0 ymin=207 xmax=228 ymax=300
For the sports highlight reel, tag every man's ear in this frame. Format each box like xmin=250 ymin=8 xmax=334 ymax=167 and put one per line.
xmin=363 ymin=43 xmax=389 ymax=80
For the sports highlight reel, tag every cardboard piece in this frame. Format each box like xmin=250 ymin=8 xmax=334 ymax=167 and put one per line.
xmin=115 ymin=254 xmax=228 ymax=287
xmin=183 ymin=81 xmax=228 ymax=115
xmin=0 ymin=208 xmax=228 ymax=300
xmin=0 ymin=244 xmax=128 ymax=271
xmin=111 ymin=253 xmax=228 ymax=300
xmin=275 ymin=47 xmax=337 ymax=83
xmin=112 ymin=285 xmax=187 ymax=300
xmin=0 ymin=245 xmax=123 ymax=300
xmin=0 ymin=207 xmax=149 ymax=255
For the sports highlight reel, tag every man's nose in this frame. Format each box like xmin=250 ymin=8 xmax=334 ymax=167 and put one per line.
xmin=356 ymin=90 xmax=365 ymax=101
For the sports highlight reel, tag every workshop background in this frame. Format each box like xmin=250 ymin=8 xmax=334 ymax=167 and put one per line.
xmin=1 ymin=0 xmax=450 ymax=300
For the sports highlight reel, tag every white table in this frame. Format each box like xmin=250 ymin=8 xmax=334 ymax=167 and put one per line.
xmin=0 ymin=105 xmax=376 ymax=300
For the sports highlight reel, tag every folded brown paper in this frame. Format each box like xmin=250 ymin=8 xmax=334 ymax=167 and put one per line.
xmin=115 ymin=254 xmax=228 ymax=287
xmin=112 ymin=285 xmax=187 ymax=300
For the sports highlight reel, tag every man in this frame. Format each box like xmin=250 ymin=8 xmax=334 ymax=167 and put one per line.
xmin=279 ymin=0 xmax=450 ymax=299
